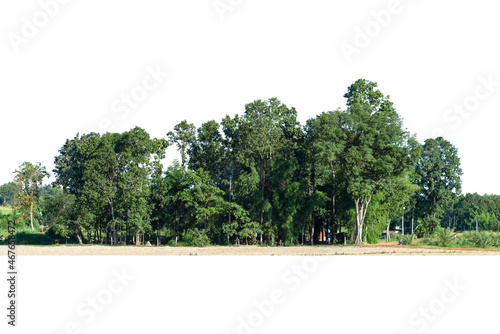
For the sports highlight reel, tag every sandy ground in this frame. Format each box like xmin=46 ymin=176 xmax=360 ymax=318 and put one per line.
xmin=2 ymin=242 xmax=500 ymax=255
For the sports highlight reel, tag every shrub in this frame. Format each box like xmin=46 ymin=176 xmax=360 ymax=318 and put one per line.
xmin=436 ymin=227 xmax=456 ymax=247
xmin=182 ymin=228 xmax=210 ymax=247
xmin=402 ymin=234 xmax=415 ymax=245
xmin=491 ymin=233 xmax=500 ymax=247
xmin=455 ymin=232 xmax=475 ymax=248
xmin=472 ymin=232 xmax=494 ymax=248
xmin=11 ymin=232 xmax=54 ymax=245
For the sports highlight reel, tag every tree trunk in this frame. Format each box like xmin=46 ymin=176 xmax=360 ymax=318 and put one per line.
xmin=30 ymin=202 xmax=34 ymax=230
xmin=302 ymin=226 xmax=304 ymax=246
xmin=136 ymin=231 xmax=141 ymax=246
xmin=228 ymin=159 xmax=234 ymax=244
xmin=354 ymin=196 xmax=371 ymax=244
xmin=260 ymin=211 xmax=263 ymax=245
xmin=109 ymin=198 xmax=117 ymax=245
xmin=310 ymin=221 xmax=314 ymax=246
xmin=260 ymin=168 xmax=265 ymax=246
xmin=157 ymin=222 xmax=160 ymax=246
xmin=76 ymin=229 xmax=83 ymax=245
xmin=386 ymin=219 xmax=391 ymax=242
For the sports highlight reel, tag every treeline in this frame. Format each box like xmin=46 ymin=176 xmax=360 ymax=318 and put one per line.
xmin=3 ymin=79 xmax=496 ymax=246
xmin=0 ymin=182 xmax=16 ymax=206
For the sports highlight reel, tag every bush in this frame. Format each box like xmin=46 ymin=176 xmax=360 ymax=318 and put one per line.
xmin=436 ymin=227 xmax=456 ymax=247
xmin=491 ymin=233 xmax=500 ymax=247
xmin=402 ymin=234 xmax=415 ymax=245
xmin=472 ymin=232 xmax=494 ymax=248
xmin=167 ymin=238 xmax=187 ymax=247
xmin=182 ymin=228 xmax=210 ymax=247
xmin=46 ymin=227 xmax=78 ymax=244
xmin=448 ymin=231 xmax=500 ymax=248
xmin=7 ymin=232 xmax=54 ymax=245
xmin=455 ymin=232 xmax=475 ymax=248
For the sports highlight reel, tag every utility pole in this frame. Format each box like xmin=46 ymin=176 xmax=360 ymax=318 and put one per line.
xmin=411 ymin=218 xmax=414 ymax=235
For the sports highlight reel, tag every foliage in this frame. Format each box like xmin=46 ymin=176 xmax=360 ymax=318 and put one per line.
xmin=0 ymin=182 xmax=17 ymax=206
xmin=13 ymin=162 xmax=48 ymax=230
xmin=471 ymin=232 xmax=494 ymax=248
xmin=0 ymin=231 xmax=54 ymax=246
xmin=435 ymin=226 xmax=456 ymax=247
xmin=182 ymin=228 xmax=211 ymax=247
xmin=402 ymin=234 xmax=415 ymax=245
xmin=413 ymin=138 xmax=462 ymax=234
xmin=9 ymin=79 xmax=495 ymax=247
xmin=339 ymin=79 xmax=420 ymax=244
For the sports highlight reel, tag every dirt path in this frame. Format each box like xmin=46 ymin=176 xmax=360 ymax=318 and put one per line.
xmin=2 ymin=243 xmax=500 ymax=256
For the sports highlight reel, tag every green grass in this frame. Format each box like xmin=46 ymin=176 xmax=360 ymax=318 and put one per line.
xmin=0 ymin=206 xmax=13 ymax=215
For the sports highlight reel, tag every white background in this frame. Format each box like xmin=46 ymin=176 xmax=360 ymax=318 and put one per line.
xmin=1 ymin=1 xmax=499 ymax=333
xmin=1 ymin=256 xmax=499 ymax=333
xmin=1 ymin=0 xmax=499 ymax=194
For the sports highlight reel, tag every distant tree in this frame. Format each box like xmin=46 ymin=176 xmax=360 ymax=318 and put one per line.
xmin=372 ymin=174 xmax=420 ymax=241
xmin=13 ymin=162 xmax=49 ymax=230
xmin=38 ymin=185 xmax=63 ymax=226
xmin=414 ymin=137 xmax=462 ymax=233
xmin=167 ymin=120 xmax=196 ymax=167
xmin=0 ymin=182 xmax=17 ymax=206
xmin=189 ymin=120 xmax=226 ymax=186
xmin=45 ymin=192 xmax=78 ymax=242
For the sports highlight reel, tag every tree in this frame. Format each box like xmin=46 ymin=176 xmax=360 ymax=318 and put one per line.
xmin=339 ymin=79 xmax=420 ymax=244
xmin=234 ymin=98 xmax=301 ymax=244
xmin=54 ymin=129 xmax=168 ymax=245
xmin=374 ymin=175 xmax=420 ymax=241
xmin=0 ymin=182 xmax=17 ymax=206
xmin=414 ymin=137 xmax=463 ymax=233
xmin=115 ymin=127 xmax=168 ymax=245
xmin=167 ymin=120 xmax=196 ymax=167
xmin=189 ymin=120 xmax=226 ymax=186
xmin=45 ymin=191 xmax=79 ymax=242
xmin=13 ymin=162 xmax=49 ymax=230
xmin=304 ymin=111 xmax=345 ymax=244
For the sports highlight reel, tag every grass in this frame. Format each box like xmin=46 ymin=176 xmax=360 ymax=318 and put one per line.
xmin=0 ymin=205 xmax=13 ymax=215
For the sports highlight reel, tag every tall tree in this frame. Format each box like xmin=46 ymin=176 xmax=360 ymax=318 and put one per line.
xmin=13 ymin=162 xmax=49 ymax=230
xmin=115 ymin=127 xmax=168 ymax=244
xmin=339 ymin=79 xmax=420 ymax=244
xmin=235 ymin=98 xmax=300 ymax=244
xmin=167 ymin=120 xmax=196 ymax=167
xmin=189 ymin=120 xmax=226 ymax=186
xmin=304 ymin=111 xmax=345 ymax=243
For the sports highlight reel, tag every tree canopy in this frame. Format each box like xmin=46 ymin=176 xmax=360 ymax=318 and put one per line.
xmin=4 ymin=79 xmax=487 ymax=246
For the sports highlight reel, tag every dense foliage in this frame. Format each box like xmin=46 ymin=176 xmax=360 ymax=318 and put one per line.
xmin=2 ymin=79 xmax=497 ymax=247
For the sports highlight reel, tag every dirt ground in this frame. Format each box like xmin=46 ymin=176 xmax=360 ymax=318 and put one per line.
xmin=2 ymin=242 xmax=500 ymax=255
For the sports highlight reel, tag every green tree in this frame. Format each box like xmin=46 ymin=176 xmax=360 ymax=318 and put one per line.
xmin=115 ymin=127 xmax=168 ymax=245
xmin=414 ymin=137 xmax=463 ymax=233
xmin=339 ymin=79 xmax=420 ymax=244
xmin=167 ymin=120 xmax=196 ymax=167
xmin=0 ymin=182 xmax=17 ymax=206
xmin=304 ymin=111 xmax=345 ymax=244
xmin=45 ymin=191 xmax=79 ymax=243
xmin=189 ymin=120 xmax=226 ymax=186
xmin=13 ymin=162 xmax=49 ymax=230
xmin=234 ymin=98 xmax=300 ymax=244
